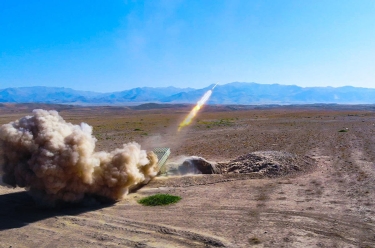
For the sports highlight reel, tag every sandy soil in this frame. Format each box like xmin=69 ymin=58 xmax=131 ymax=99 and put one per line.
xmin=1 ymin=104 xmax=375 ymax=247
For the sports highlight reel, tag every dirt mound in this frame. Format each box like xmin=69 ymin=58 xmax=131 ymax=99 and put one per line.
xmin=180 ymin=151 xmax=316 ymax=178
xmin=216 ymin=151 xmax=315 ymax=177
xmin=178 ymin=156 xmax=220 ymax=174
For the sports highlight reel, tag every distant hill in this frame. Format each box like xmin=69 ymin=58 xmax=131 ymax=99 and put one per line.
xmin=0 ymin=86 xmax=100 ymax=104
xmin=204 ymin=83 xmax=375 ymax=104
xmin=92 ymin=86 xmax=195 ymax=104
xmin=1 ymin=83 xmax=374 ymax=105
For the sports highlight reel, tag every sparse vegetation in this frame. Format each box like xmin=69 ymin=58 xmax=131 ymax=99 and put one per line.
xmin=138 ymin=194 xmax=181 ymax=206
xmin=1 ymin=104 xmax=375 ymax=246
xmin=255 ymin=193 xmax=268 ymax=201
xmin=248 ymin=237 xmax=261 ymax=245
xmin=197 ymin=118 xmax=235 ymax=128
xmin=338 ymin=129 xmax=348 ymax=132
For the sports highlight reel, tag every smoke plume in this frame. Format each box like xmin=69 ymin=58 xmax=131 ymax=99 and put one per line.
xmin=0 ymin=109 xmax=159 ymax=205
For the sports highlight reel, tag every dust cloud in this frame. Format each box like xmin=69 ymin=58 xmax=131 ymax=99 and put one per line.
xmin=0 ymin=109 xmax=159 ymax=205
xmin=164 ymin=156 xmax=218 ymax=175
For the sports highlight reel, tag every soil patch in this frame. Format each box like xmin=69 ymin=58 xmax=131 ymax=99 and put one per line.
xmin=176 ymin=151 xmax=316 ymax=178
xmin=216 ymin=151 xmax=316 ymax=177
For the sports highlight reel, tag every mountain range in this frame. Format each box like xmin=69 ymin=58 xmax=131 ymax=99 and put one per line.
xmin=1 ymin=82 xmax=374 ymax=105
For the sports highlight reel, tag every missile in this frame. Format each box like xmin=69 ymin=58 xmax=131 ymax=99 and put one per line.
xmin=212 ymin=83 xmax=218 ymax=90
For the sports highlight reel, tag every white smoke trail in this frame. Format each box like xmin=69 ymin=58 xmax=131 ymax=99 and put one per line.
xmin=0 ymin=109 xmax=159 ymax=205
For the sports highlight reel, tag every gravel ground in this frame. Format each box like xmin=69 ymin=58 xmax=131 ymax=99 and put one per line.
xmin=1 ymin=104 xmax=375 ymax=247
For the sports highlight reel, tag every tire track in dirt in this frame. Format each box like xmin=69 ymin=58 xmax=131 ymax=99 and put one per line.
xmin=0 ymin=202 xmax=231 ymax=248
xmin=291 ymin=121 xmax=375 ymax=247
xmin=259 ymin=210 xmax=375 ymax=246
xmin=42 ymin=213 xmax=231 ymax=248
xmin=2 ymin=108 xmax=375 ymax=247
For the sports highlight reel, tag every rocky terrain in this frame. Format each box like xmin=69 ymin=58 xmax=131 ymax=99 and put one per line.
xmin=1 ymin=104 xmax=375 ymax=247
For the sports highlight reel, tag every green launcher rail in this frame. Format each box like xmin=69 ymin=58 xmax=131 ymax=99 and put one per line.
xmin=152 ymin=147 xmax=171 ymax=171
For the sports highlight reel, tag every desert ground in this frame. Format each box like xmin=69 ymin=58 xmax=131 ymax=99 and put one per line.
xmin=1 ymin=103 xmax=375 ymax=247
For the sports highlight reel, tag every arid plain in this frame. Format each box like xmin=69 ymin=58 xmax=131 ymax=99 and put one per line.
xmin=1 ymin=103 xmax=375 ymax=247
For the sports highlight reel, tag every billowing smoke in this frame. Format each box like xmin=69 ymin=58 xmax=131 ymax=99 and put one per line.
xmin=0 ymin=109 xmax=159 ymax=205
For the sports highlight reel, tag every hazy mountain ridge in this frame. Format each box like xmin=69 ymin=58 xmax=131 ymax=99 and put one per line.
xmin=1 ymin=83 xmax=374 ymax=105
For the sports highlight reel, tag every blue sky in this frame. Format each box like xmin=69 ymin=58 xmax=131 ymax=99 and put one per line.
xmin=0 ymin=0 xmax=374 ymax=92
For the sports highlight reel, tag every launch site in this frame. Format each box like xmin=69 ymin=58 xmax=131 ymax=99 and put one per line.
xmin=1 ymin=103 xmax=375 ymax=247
xmin=1 ymin=1 xmax=375 ymax=247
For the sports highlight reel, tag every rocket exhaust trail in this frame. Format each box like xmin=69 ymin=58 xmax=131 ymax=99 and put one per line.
xmin=178 ymin=84 xmax=218 ymax=131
